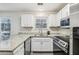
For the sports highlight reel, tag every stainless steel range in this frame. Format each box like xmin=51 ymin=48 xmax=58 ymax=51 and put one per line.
xmin=53 ymin=36 xmax=69 ymax=54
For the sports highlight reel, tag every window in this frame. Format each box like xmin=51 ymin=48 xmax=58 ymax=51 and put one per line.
xmin=36 ymin=17 xmax=47 ymax=28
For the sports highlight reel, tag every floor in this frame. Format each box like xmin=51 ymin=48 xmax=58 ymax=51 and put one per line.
xmin=31 ymin=53 xmax=53 ymax=55
xmin=29 ymin=51 xmax=66 ymax=55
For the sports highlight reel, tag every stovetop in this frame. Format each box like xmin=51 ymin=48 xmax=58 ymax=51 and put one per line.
xmin=53 ymin=36 xmax=69 ymax=53
xmin=54 ymin=36 xmax=69 ymax=43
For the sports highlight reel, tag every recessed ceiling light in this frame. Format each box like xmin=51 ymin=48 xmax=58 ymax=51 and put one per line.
xmin=37 ymin=3 xmax=43 ymax=6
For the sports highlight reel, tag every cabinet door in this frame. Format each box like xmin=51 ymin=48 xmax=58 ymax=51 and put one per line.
xmin=27 ymin=14 xmax=33 ymax=27
xmin=31 ymin=38 xmax=42 ymax=51
xmin=62 ymin=6 xmax=68 ymax=18
xmin=57 ymin=10 xmax=61 ymax=20
xmin=48 ymin=14 xmax=57 ymax=27
xmin=61 ymin=4 xmax=70 ymax=18
xmin=66 ymin=4 xmax=70 ymax=17
xmin=31 ymin=38 xmax=53 ymax=52
xmin=21 ymin=14 xmax=33 ymax=27
xmin=56 ymin=11 xmax=61 ymax=26
xmin=21 ymin=14 xmax=28 ymax=27
xmin=41 ymin=38 xmax=53 ymax=51
xmin=61 ymin=7 xmax=65 ymax=18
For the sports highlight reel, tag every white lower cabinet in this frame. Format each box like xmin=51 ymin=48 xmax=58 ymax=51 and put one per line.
xmin=13 ymin=43 xmax=24 ymax=55
xmin=31 ymin=37 xmax=53 ymax=52
xmin=32 ymin=41 xmax=41 ymax=51
xmin=42 ymin=39 xmax=53 ymax=51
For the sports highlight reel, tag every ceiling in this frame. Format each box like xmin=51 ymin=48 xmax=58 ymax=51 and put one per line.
xmin=0 ymin=3 xmax=67 ymax=12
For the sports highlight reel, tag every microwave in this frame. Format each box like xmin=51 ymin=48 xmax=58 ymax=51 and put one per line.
xmin=61 ymin=17 xmax=70 ymax=27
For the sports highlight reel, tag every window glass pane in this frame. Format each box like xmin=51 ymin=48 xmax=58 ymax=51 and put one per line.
xmin=36 ymin=17 xmax=47 ymax=28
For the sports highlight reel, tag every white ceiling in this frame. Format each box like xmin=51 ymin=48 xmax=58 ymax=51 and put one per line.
xmin=0 ymin=3 xmax=67 ymax=12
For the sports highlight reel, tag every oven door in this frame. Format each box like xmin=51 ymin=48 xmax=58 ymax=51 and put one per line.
xmin=53 ymin=37 xmax=69 ymax=54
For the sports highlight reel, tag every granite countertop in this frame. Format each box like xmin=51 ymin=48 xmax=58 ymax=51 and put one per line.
xmin=53 ymin=36 xmax=70 ymax=43
xmin=0 ymin=34 xmax=34 ymax=51
xmin=0 ymin=33 xmax=70 ymax=51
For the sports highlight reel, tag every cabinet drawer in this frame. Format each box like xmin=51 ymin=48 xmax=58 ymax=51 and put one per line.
xmin=32 ymin=37 xmax=52 ymax=42
xmin=31 ymin=38 xmax=42 ymax=42
xmin=41 ymin=38 xmax=53 ymax=42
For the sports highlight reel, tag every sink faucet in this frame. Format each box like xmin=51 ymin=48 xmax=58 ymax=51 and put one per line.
xmin=39 ymin=28 xmax=43 ymax=36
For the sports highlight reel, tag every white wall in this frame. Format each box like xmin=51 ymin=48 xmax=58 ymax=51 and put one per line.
xmin=0 ymin=11 xmax=56 ymax=35
xmin=0 ymin=11 xmax=70 ymax=35
xmin=0 ymin=12 xmax=21 ymax=35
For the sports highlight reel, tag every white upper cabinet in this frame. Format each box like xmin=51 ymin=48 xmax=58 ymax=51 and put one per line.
xmin=56 ymin=10 xmax=62 ymax=26
xmin=57 ymin=10 xmax=62 ymax=20
xmin=61 ymin=4 xmax=70 ymax=18
xmin=21 ymin=14 xmax=33 ymax=27
xmin=48 ymin=14 xmax=60 ymax=27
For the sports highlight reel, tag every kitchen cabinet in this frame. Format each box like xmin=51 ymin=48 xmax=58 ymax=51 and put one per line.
xmin=70 ymin=4 xmax=79 ymax=27
xmin=13 ymin=43 xmax=24 ymax=55
xmin=56 ymin=10 xmax=62 ymax=26
xmin=55 ymin=4 xmax=70 ymax=28
xmin=48 ymin=14 xmax=60 ymax=27
xmin=41 ymin=39 xmax=53 ymax=51
xmin=31 ymin=37 xmax=53 ymax=52
xmin=21 ymin=14 xmax=33 ymax=27
xmin=61 ymin=4 xmax=70 ymax=19
xmin=57 ymin=10 xmax=62 ymax=21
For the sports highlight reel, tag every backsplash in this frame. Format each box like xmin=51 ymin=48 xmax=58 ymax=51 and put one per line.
xmin=59 ymin=29 xmax=71 ymax=35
